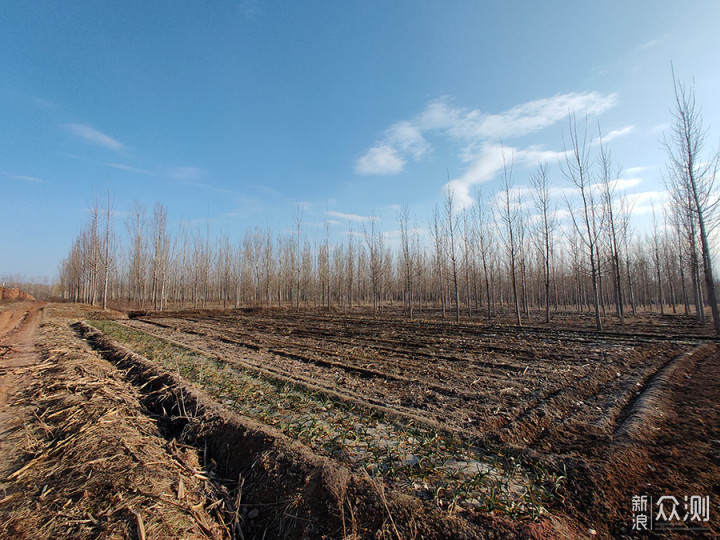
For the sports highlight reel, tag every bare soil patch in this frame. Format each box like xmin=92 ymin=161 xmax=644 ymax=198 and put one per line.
xmin=0 ymin=287 xmax=35 ymax=302
xmin=1 ymin=303 xmax=718 ymax=538
xmin=116 ymin=307 xmax=718 ymax=537
xmin=124 ymin=310 xmax=693 ymax=452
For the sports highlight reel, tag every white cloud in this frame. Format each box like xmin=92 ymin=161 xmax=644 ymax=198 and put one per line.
xmin=355 ymin=145 xmax=406 ymax=175
xmin=549 ymin=186 xmax=577 ymax=199
xmin=108 ymin=163 xmax=152 ymax=175
xmin=418 ymin=92 xmax=617 ymax=142
xmin=625 ymin=166 xmax=650 ymax=176
xmin=64 ymin=123 xmax=124 ymax=151
xmin=444 ymin=144 xmax=508 ymax=207
xmin=238 ymin=0 xmax=262 ymax=19
xmin=648 ymin=123 xmax=670 ymax=136
xmin=327 ymin=210 xmax=376 ymax=222
xmin=385 ymin=121 xmax=430 ymax=160
xmin=355 ymin=120 xmax=431 ymax=175
xmin=356 ymin=91 xmax=617 ymax=177
xmin=610 ymin=177 xmax=642 ymax=191
xmin=602 ymin=125 xmax=634 ymax=142
xmin=468 ymin=92 xmax=618 ymax=140
xmin=515 ymin=145 xmax=568 ymax=164
xmin=33 ymin=97 xmax=56 ymax=109
xmin=639 ymin=39 xmax=658 ymax=50
xmin=444 ymin=143 xmax=569 ymax=209
xmin=294 ymin=201 xmax=315 ymax=212
xmin=9 ymin=174 xmax=44 ymax=183
xmin=626 ymin=190 xmax=669 ymax=215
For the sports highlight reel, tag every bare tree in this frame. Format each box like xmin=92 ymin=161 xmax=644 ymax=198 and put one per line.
xmin=126 ymin=201 xmax=148 ymax=307
xmin=664 ymin=71 xmax=720 ymax=334
xmin=496 ymin=151 xmax=522 ymax=326
xmin=150 ymin=203 xmax=169 ymax=311
xmin=650 ymin=204 xmax=665 ymax=314
xmin=362 ymin=214 xmax=384 ymax=317
xmin=293 ymin=204 xmax=303 ymax=311
xmin=562 ymin=114 xmax=603 ymax=331
xmin=530 ymin=163 xmax=557 ymax=323
xmin=475 ymin=190 xmax=495 ymax=318
xmin=444 ymin=188 xmax=461 ymax=322
xmin=597 ymin=132 xmax=625 ymax=324
xmin=399 ymin=205 xmax=416 ymax=319
xmin=430 ymin=205 xmax=446 ymax=318
xmin=102 ymin=190 xmax=114 ymax=310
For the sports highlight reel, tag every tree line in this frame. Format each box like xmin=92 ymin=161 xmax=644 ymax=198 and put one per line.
xmin=58 ymin=76 xmax=720 ymax=332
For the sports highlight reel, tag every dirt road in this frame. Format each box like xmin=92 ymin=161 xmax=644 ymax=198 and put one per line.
xmin=0 ymin=301 xmax=46 ymax=482
xmin=0 ymin=300 xmax=47 ymax=520
xmin=0 ymin=300 xmax=46 ymax=415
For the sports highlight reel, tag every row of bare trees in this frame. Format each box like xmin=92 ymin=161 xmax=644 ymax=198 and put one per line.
xmin=58 ymin=76 xmax=719 ymax=332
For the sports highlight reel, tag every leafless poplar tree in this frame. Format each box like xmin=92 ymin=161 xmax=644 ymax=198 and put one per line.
xmin=444 ymin=189 xmax=461 ymax=322
xmin=399 ymin=205 xmax=416 ymax=319
xmin=597 ymin=133 xmax=625 ymax=324
xmin=497 ymin=151 xmax=522 ymax=326
xmin=429 ymin=205 xmax=446 ymax=318
xmin=530 ymin=163 xmax=557 ymax=323
xmin=664 ymin=72 xmax=720 ymax=334
xmin=362 ymin=214 xmax=384 ymax=317
xmin=562 ymin=114 xmax=603 ymax=331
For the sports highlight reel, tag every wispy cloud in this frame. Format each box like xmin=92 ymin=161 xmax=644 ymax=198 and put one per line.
xmin=602 ymin=125 xmax=634 ymax=143
xmin=609 ymin=177 xmax=642 ymax=191
xmin=8 ymin=173 xmax=44 ymax=183
xmin=625 ymin=166 xmax=650 ymax=176
xmin=238 ymin=0 xmax=262 ymax=20
xmin=627 ymin=190 xmax=669 ymax=215
xmin=356 ymin=91 xmax=617 ymax=181
xmin=327 ymin=210 xmax=377 ymax=222
xmin=427 ymin=92 xmax=617 ymax=141
xmin=108 ymin=163 xmax=152 ymax=175
xmin=648 ymin=123 xmax=670 ymax=136
xmin=355 ymin=145 xmax=408 ymax=175
xmin=639 ymin=39 xmax=658 ymax=50
xmin=184 ymin=180 xmax=236 ymax=195
xmin=355 ymin=120 xmax=431 ymax=175
xmin=445 ymin=143 xmax=569 ymax=208
xmin=64 ymin=123 xmax=124 ymax=151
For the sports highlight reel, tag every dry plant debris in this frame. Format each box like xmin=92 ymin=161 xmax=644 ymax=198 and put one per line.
xmin=0 ymin=308 xmax=230 ymax=539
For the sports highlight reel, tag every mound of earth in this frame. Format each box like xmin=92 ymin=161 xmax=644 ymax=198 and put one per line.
xmin=0 ymin=287 xmax=35 ymax=301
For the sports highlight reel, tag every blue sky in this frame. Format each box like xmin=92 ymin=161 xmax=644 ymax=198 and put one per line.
xmin=2 ymin=1 xmax=719 ymax=278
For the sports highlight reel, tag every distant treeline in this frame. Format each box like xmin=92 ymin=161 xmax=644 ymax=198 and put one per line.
xmin=57 ymin=76 xmax=720 ymax=333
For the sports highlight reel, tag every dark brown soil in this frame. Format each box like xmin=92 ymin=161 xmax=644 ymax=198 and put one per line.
xmin=123 ymin=307 xmax=720 ymax=537
xmin=1 ymin=303 xmax=718 ymax=538
xmin=75 ymin=319 xmax=554 ymax=539
xmin=124 ymin=310 xmax=693 ymax=452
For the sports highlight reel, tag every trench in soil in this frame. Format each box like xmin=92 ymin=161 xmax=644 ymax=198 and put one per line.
xmin=75 ymin=314 xmax=713 ymax=538
xmin=74 ymin=320 xmax=358 ymax=539
xmin=79 ymin=319 xmax=567 ymax=523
